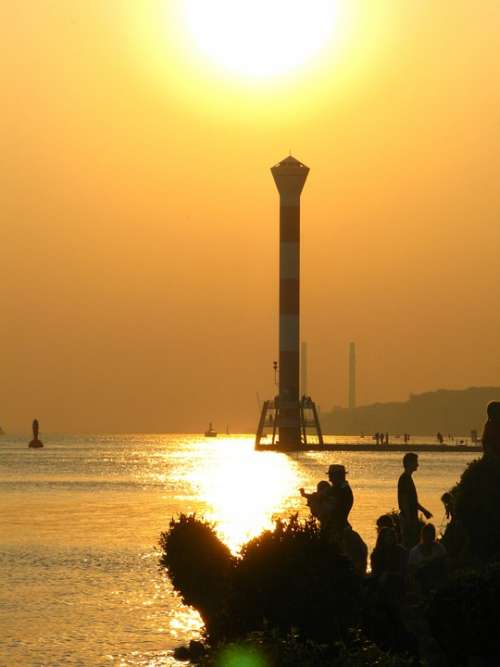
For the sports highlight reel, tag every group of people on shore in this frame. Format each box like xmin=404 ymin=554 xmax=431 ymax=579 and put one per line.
xmin=299 ymin=452 xmax=445 ymax=590
xmin=300 ymin=401 xmax=500 ymax=592
xmin=379 ymin=452 xmax=446 ymax=593
xmin=372 ymin=433 xmax=412 ymax=444
xmin=373 ymin=430 xmax=484 ymax=446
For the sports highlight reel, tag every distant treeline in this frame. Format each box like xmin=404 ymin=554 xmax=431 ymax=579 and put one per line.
xmin=321 ymin=386 xmax=500 ymax=436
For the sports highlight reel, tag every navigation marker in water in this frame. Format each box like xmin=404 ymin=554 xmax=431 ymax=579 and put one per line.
xmin=29 ymin=418 xmax=44 ymax=448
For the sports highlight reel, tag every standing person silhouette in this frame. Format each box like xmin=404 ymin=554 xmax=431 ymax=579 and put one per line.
xmin=482 ymin=401 xmax=500 ymax=457
xmin=327 ymin=464 xmax=354 ymax=538
xmin=398 ymin=453 xmax=432 ymax=549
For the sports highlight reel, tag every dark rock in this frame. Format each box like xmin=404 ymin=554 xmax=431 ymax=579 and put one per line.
xmin=189 ymin=640 xmax=205 ymax=661
xmin=173 ymin=644 xmax=190 ymax=661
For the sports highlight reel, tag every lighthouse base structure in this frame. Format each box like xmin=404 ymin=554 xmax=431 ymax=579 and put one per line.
xmin=255 ymin=396 xmax=324 ymax=451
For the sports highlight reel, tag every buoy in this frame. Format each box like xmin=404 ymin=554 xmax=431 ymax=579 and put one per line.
xmin=28 ymin=418 xmax=44 ymax=448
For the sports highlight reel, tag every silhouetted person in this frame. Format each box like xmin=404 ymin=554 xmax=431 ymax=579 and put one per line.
xmin=376 ymin=513 xmax=396 ymax=533
xmin=482 ymin=401 xmax=500 ymax=457
xmin=371 ymin=527 xmax=408 ymax=580
xmin=374 ymin=432 xmax=380 ymax=444
xmin=436 ymin=432 xmax=444 ymax=444
xmin=326 ymin=464 xmax=354 ymax=538
xmin=326 ymin=465 xmax=365 ymax=574
xmin=342 ymin=525 xmax=368 ymax=576
xmin=376 ymin=512 xmax=403 ymax=543
xmin=440 ymin=492 xmax=454 ymax=521
xmin=366 ymin=527 xmax=414 ymax=655
xmin=440 ymin=491 xmax=468 ymax=564
xmin=398 ymin=453 xmax=432 ymax=549
xmin=385 ymin=432 xmax=389 ymax=445
xmin=408 ymin=523 xmax=446 ymax=594
xmin=299 ymin=481 xmax=333 ymax=526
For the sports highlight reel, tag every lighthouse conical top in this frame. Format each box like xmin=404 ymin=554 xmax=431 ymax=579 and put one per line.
xmin=271 ymin=155 xmax=309 ymax=196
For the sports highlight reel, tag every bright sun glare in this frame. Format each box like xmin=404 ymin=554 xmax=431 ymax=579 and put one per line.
xmin=181 ymin=0 xmax=341 ymax=79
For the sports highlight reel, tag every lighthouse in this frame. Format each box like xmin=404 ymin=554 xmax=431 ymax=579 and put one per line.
xmin=272 ymin=156 xmax=308 ymax=448
xmin=255 ymin=156 xmax=323 ymax=450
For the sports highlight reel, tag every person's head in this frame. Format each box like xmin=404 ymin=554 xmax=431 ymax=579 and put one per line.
xmin=441 ymin=492 xmax=454 ymax=519
xmin=376 ymin=526 xmax=397 ymax=550
xmin=486 ymin=401 xmax=500 ymax=422
xmin=376 ymin=513 xmax=395 ymax=533
xmin=402 ymin=452 xmax=419 ymax=473
xmin=421 ymin=523 xmax=436 ymax=546
xmin=327 ymin=464 xmax=347 ymax=484
xmin=316 ymin=480 xmax=331 ymax=495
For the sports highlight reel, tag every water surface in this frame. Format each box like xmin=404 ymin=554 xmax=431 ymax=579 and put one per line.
xmin=0 ymin=434 xmax=477 ymax=665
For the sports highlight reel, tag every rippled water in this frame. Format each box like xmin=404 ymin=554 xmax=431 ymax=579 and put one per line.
xmin=0 ymin=434 xmax=477 ymax=665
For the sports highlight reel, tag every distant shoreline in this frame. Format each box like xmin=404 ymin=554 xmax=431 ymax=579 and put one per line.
xmin=321 ymin=386 xmax=499 ymax=436
xmin=256 ymin=443 xmax=481 ymax=453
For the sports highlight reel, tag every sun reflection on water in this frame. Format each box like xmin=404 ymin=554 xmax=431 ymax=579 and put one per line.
xmin=186 ymin=438 xmax=300 ymax=552
xmin=168 ymin=606 xmax=203 ymax=639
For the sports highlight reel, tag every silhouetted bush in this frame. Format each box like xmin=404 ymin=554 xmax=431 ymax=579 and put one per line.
xmin=442 ymin=456 xmax=500 ymax=563
xmin=159 ymin=513 xmax=234 ymax=632
xmin=427 ymin=562 xmax=500 ymax=665
xmin=200 ymin=630 xmax=414 ymax=666
xmin=233 ymin=515 xmax=360 ymax=642
xmin=160 ymin=514 xmax=361 ymax=643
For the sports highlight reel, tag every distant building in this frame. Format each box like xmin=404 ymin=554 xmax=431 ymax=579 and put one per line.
xmin=348 ymin=342 xmax=356 ymax=409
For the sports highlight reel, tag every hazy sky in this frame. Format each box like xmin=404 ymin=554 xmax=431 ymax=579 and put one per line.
xmin=2 ymin=1 xmax=500 ymax=433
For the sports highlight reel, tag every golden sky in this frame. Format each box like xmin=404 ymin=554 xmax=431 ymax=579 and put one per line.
xmin=2 ymin=1 xmax=500 ymax=432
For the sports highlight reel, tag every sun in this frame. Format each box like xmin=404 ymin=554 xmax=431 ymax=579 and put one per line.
xmin=180 ymin=0 xmax=342 ymax=79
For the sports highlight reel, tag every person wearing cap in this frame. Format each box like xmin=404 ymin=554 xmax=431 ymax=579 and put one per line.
xmin=326 ymin=464 xmax=354 ymax=539
xmin=398 ymin=453 xmax=432 ymax=549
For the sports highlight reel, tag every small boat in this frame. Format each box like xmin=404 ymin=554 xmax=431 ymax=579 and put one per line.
xmin=204 ymin=422 xmax=217 ymax=438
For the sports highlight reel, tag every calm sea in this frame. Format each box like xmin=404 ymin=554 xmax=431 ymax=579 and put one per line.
xmin=0 ymin=434 xmax=477 ymax=666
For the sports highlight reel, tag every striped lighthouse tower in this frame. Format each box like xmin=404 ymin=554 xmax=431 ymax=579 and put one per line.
xmin=271 ymin=155 xmax=309 ymax=449
xmin=255 ymin=156 xmax=323 ymax=450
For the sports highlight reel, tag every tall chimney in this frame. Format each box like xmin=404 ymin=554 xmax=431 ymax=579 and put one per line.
xmin=348 ymin=342 xmax=356 ymax=409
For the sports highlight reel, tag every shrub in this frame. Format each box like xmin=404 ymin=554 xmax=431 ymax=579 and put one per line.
xmin=200 ymin=630 xmax=414 ymax=667
xmin=442 ymin=456 xmax=500 ymax=563
xmin=160 ymin=514 xmax=361 ymax=643
xmin=427 ymin=562 xmax=500 ymax=664
xmin=159 ymin=513 xmax=234 ymax=631
xmin=233 ymin=515 xmax=360 ymax=642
